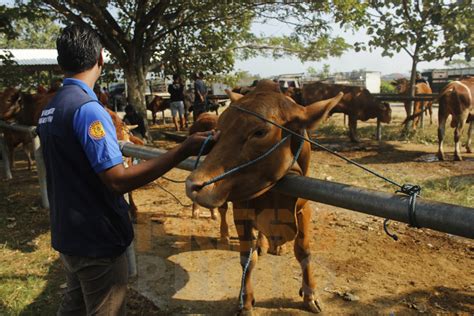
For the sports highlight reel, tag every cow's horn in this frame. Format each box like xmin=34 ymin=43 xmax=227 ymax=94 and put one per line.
xmin=225 ymin=89 xmax=243 ymax=102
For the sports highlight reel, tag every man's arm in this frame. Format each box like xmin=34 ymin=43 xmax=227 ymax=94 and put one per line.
xmin=98 ymin=131 xmax=217 ymax=194
xmin=73 ymin=101 xmax=218 ymax=195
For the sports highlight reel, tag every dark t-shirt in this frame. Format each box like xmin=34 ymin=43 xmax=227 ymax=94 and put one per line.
xmin=168 ymin=83 xmax=184 ymax=102
xmin=194 ymin=79 xmax=207 ymax=105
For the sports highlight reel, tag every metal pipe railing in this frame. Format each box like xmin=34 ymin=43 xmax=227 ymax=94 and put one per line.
xmin=121 ymin=142 xmax=474 ymax=240
xmin=0 ymin=121 xmax=49 ymax=208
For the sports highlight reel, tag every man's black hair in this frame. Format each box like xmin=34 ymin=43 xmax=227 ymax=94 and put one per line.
xmin=56 ymin=24 xmax=102 ymax=74
xmin=173 ymin=74 xmax=179 ymax=81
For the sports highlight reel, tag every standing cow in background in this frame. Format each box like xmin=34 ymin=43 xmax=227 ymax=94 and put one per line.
xmin=437 ymin=77 xmax=474 ymax=161
xmin=392 ymin=78 xmax=433 ymax=128
xmin=187 ymin=80 xmax=343 ymax=314
xmin=302 ymin=82 xmax=391 ymax=142
xmin=0 ymin=90 xmax=54 ymax=170
xmin=147 ymin=95 xmax=170 ymax=125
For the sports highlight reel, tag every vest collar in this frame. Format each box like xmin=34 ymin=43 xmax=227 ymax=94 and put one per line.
xmin=63 ymin=78 xmax=98 ymax=101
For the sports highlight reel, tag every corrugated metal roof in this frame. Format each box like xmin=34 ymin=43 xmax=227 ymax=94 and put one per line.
xmin=0 ymin=49 xmax=111 ymax=66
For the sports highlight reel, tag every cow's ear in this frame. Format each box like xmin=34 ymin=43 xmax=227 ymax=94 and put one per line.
xmin=225 ymin=89 xmax=243 ymax=102
xmin=299 ymin=92 xmax=343 ymax=130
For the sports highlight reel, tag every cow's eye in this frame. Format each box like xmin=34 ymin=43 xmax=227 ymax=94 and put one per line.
xmin=253 ymin=129 xmax=267 ymax=138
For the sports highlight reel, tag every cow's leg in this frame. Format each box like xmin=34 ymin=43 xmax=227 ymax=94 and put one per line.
xmin=23 ymin=141 xmax=33 ymax=171
xmin=295 ymin=203 xmax=321 ymax=314
xmin=209 ymin=208 xmax=217 ymax=220
xmin=429 ymin=103 xmax=433 ymax=125
xmin=256 ymin=231 xmax=269 ymax=256
xmin=437 ymin=111 xmax=448 ymax=161
xmin=413 ymin=102 xmax=420 ymax=130
xmin=7 ymin=142 xmax=14 ymax=170
xmin=218 ymin=202 xmax=230 ymax=244
xmin=466 ymin=120 xmax=473 ymax=153
xmin=348 ymin=115 xmax=359 ymax=143
xmin=234 ymin=209 xmax=258 ymax=315
xmin=192 ymin=202 xmax=200 ymax=218
xmin=454 ymin=112 xmax=468 ymax=161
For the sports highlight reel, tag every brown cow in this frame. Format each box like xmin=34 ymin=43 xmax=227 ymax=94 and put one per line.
xmin=302 ymin=82 xmax=391 ymax=142
xmin=437 ymin=77 xmax=474 ymax=161
xmin=392 ymin=78 xmax=433 ymax=128
xmin=0 ymin=87 xmax=21 ymax=120
xmin=106 ymin=108 xmax=145 ymax=220
xmin=186 ymin=80 xmax=343 ymax=314
xmin=188 ymin=113 xmax=230 ymax=243
xmin=1 ymin=91 xmax=54 ymax=170
xmin=147 ymin=95 xmax=170 ymax=125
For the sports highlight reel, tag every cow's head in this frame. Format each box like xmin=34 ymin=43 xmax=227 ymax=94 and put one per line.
xmin=186 ymin=80 xmax=343 ymax=208
xmin=0 ymin=88 xmax=21 ymax=121
xmin=378 ymin=101 xmax=392 ymax=123
xmin=391 ymin=78 xmax=409 ymax=94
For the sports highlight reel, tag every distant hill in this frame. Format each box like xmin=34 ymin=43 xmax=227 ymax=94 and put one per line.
xmin=381 ymin=73 xmax=408 ymax=80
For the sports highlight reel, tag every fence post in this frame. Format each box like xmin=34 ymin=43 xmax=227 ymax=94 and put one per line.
xmin=0 ymin=133 xmax=12 ymax=180
xmin=420 ymin=103 xmax=425 ymax=129
xmin=32 ymin=136 xmax=49 ymax=209
xmin=376 ymin=118 xmax=382 ymax=141
xmin=122 ymin=160 xmax=138 ymax=278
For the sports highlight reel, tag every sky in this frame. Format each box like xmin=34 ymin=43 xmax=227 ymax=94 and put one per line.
xmin=235 ymin=20 xmax=448 ymax=77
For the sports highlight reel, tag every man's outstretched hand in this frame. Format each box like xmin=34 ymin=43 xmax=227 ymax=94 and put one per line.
xmin=181 ymin=130 xmax=220 ymax=157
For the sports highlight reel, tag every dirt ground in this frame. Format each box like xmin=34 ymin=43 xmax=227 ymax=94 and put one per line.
xmin=1 ymin=105 xmax=473 ymax=315
xmin=127 ymin=106 xmax=473 ymax=315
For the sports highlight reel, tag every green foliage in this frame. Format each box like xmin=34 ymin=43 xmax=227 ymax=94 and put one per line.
xmin=0 ymin=17 xmax=60 ymax=48
xmin=206 ymin=71 xmax=261 ymax=89
xmin=307 ymin=64 xmax=331 ymax=79
xmin=355 ymin=1 xmax=473 ymax=63
xmin=380 ymin=80 xmax=396 ymax=93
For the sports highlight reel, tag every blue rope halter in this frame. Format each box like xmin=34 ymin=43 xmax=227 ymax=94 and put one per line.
xmin=193 ymin=130 xmax=305 ymax=187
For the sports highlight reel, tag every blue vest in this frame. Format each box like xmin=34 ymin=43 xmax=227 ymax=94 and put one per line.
xmin=37 ymin=84 xmax=133 ymax=258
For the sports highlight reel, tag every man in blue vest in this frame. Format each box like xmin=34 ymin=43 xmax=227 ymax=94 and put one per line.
xmin=37 ymin=24 xmax=218 ymax=315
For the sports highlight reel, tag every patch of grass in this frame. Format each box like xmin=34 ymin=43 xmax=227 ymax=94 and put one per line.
xmin=317 ymin=118 xmax=461 ymax=147
xmin=422 ymin=175 xmax=474 ymax=207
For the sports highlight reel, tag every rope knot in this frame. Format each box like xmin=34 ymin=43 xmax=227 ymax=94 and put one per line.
xmin=384 ymin=183 xmax=422 ymax=241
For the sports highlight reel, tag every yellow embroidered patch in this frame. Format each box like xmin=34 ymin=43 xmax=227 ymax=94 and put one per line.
xmin=88 ymin=120 xmax=106 ymax=140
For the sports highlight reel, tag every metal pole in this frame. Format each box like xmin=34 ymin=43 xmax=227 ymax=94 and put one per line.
xmin=420 ymin=103 xmax=425 ymax=129
xmin=122 ymin=185 xmax=138 ymax=278
xmin=376 ymin=119 xmax=382 ymax=141
xmin=32 ymin=136 xmax=49 ymax=209
xmin=0 ymin=133 xmax=12 ymax=180
xmin=120 ymin=142 xmax=474 ymax=240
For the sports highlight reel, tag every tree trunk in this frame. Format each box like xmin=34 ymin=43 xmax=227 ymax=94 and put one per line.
xmin=404 ymin=59 xmax=418 ymax=131
xmin=124 ymin=65 xmax=153 ymax=141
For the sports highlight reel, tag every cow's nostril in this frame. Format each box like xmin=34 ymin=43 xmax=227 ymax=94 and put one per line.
xmin=191 ymin=182 xmax=204 ymax=192
xmin=186 ymin=179 xmax=204 ymax=193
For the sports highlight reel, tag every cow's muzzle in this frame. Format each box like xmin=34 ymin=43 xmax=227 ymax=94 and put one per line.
xmin=186 ymin=178 xmax=226 ymax=209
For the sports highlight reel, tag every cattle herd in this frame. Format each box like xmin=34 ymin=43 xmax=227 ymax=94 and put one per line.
xmin=0 ymin=77 xmax=473 ymax=314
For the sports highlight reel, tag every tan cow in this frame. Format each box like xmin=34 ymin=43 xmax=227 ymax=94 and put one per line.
xmin=437 ymin=77 xmax=474 ymax=161
xmin=302 ymin=82 xmax=391 ymax=142
xmin=186 ymin=80 xmax=343 ymax=314
xmin=1 ymin=91 xmax=54 ymax=170
xmin=106 ymin=108 xmax=145 ymax=221
xmin=188 ymin=113 xmax=230 ymax=243
xmin=392 ymin=78 xmax=433 ymax=128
